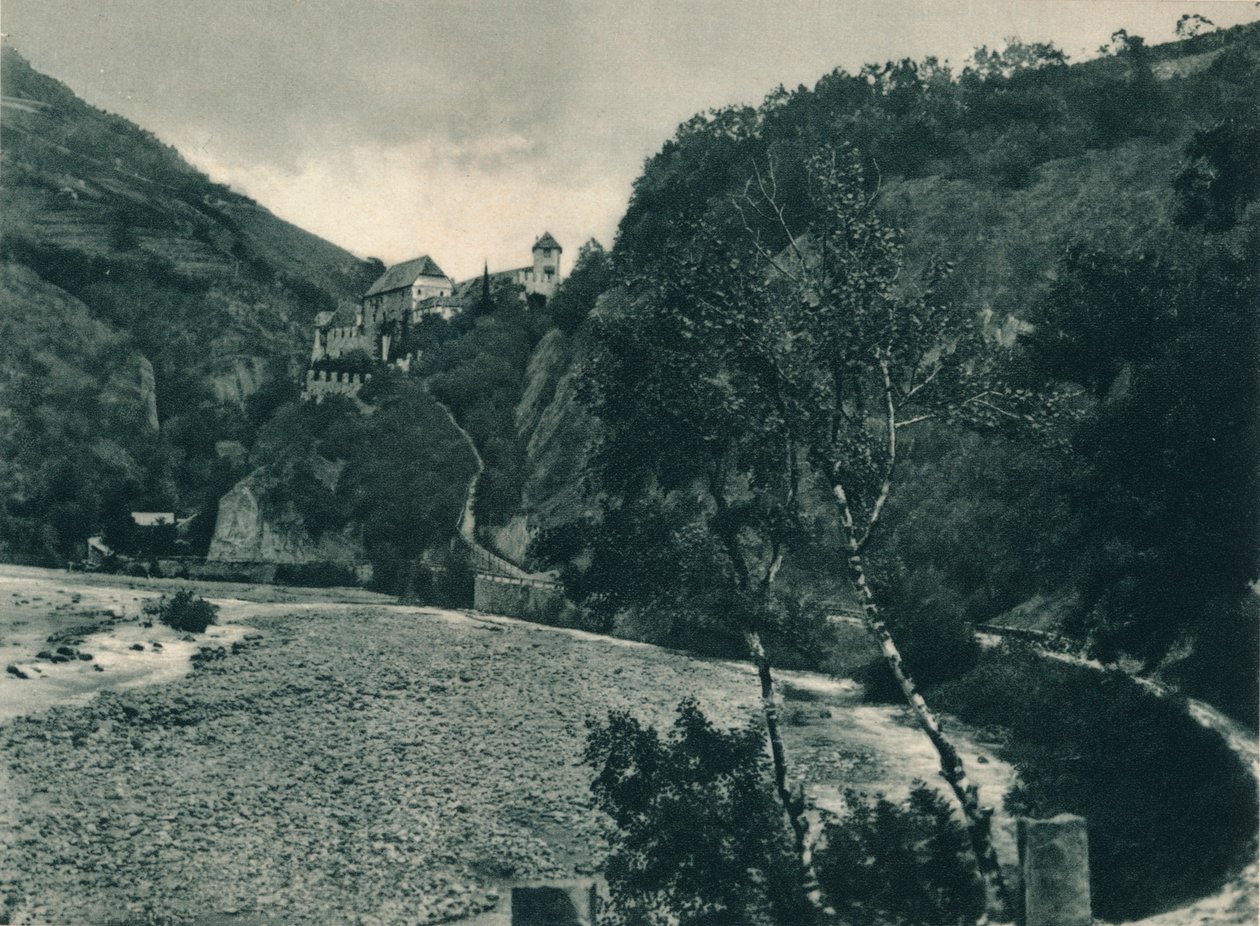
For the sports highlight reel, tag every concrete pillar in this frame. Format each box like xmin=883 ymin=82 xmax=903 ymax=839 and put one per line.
xmin=1018 ymin=814 xmax=1091 ymax=926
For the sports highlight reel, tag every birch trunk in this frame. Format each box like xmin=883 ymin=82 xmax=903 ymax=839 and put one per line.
xmin=832 ymin=482 xmax=1013 ymax=921
xmin=745 ymin=630 xmax=833 ymax=921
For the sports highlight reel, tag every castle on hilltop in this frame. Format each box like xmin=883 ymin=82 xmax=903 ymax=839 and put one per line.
xmin=303 ymin=233 xmax=562 ymax=401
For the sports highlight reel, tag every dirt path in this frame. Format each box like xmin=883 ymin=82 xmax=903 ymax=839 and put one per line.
xmin=978 ymin=628 xmax=1259 ymax=925
xmin=0 ymin=565 xmax=1017 ymax=926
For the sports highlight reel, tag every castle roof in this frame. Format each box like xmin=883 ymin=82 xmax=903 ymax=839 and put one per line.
xmin=418 ymin=294 xmax=465 ymax=309
xmin=532 ymin=232 xmax=561 ymax=252
xmin=364 ymin=255 xmax=449 ymax=297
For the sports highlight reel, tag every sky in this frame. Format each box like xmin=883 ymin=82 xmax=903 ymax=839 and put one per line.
xmin=4 ymin=0 xmax=1259 ymax=280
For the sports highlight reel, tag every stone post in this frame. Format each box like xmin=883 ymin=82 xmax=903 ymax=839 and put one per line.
xmin=1017 ymin=814 xmax=1091 ymax=926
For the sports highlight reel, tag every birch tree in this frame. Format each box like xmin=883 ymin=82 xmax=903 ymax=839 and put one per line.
xmin=573 ymin=271 xmax=832 ymax=917
xmin=726 ymin=143 xmax=1075 ymax=918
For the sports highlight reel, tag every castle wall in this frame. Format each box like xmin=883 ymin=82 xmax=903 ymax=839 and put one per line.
xmin=473 ymin=572 xmax=569 ymax=624
xmin=411 ymin=273 xmax=452 ymax=304
xmin=321 ymin=325 xmax=373 ymax=360
xmin=302 ymin=369 xmax=370 ymax=402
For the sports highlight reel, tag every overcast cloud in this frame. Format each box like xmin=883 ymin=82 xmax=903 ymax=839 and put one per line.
xmin=4 ymin=1 xmax=1259 ymax=279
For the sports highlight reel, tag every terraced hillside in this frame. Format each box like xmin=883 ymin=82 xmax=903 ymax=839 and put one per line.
xmin=0 ymin=45 xmax=378 ymax=564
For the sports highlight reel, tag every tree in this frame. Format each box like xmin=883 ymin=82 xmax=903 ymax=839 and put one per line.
xmin=571 ymin=142 xmax=1075 ymax=918
xmin=1175 ymin=13 xmax=1216 ymax=39
xmin=573 ymin=273 xmax=830 ymax=912
xmin=470 ymin=262 xmax=496 ymax=318
xmin=548 ymin=238 xmax=614 ymax=333
xmin=718 ymin=144 xmax=1071 ymax=916
xmin=964 ymin=39 xmax=1068 ymax=80
xmin=1173 ymin=117 xmax=1260 ymax=233
xmin=586 ymin=700 xmax=812 ymax=926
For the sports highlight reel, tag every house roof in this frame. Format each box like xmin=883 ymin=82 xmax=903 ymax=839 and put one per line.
xmin=532 ymin=232 xmax=561 ymax=252
xmin=364 ymin=255 xmax=449 ymax=297
xmin=452 ymin=268 xmax=525 ymax=299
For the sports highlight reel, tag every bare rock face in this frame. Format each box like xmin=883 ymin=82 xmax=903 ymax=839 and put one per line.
xmin=137 ymin=356 xmax=160 ymax=430
xmin=517 ymin=326 xmax=597 ymax=536
xmin=210 ymin=356 xmax=269 ymax=406
xmin=207 ymin=467 xmax=363 ymax=565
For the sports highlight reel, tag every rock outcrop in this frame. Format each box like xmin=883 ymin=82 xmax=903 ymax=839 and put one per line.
xmin=137 ymin=355 xmax=159 ymax=429
xmin=207 ymin=464 xmax=364 ymax=565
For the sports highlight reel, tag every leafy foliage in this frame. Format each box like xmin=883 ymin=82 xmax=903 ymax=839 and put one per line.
xmin=548 ymin=239 xmax=614 ymax=333
xmin=1173 ymin=117 xmax=1260 ymax=232
xmin=0 ymin=49 xmax=372 ymax=562
xmin=249 ymin=375 xmax=475 ymax=596
xmin=144 ymin=590 xmax=218 ymax=634
xmin=585 ymin=700 xmax=811 ymax=926
xmin=816 ymin=784 xmax=986 ymax=926
xmin=934 ymin=644 xmax=1259 ymax=920
xmin=1025 ymin=185 xmax=1259 ymax=663
xmin=615 ymin=24 xmax=1260 ymax=273
xmin=423 ymin=298 xmax=537 ymax=529
xmin=857 ymin=565 xmax=980 ymax=700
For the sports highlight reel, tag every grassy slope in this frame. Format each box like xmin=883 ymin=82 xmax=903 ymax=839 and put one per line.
xmin=885 ymin=138 xmax=1184 ymax=322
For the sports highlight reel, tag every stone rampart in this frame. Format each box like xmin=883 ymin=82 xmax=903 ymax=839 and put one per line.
xmin=302 ymin=369 xmax=369 ymax=402
xmin=474 ymin=572 xmax=569 ymax=624
xmin=322 ymin=325 xmax=371 ymax=360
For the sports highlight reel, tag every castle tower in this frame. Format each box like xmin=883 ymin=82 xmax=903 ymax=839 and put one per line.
xmin=529 ymin=232 xmax=562 ymax=298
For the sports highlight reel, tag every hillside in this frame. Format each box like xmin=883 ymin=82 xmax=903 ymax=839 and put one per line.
xmin=0 ymin=45 xmax=379 ymax=565
xmin=532 ymin=20 xmax=1259 ymax=680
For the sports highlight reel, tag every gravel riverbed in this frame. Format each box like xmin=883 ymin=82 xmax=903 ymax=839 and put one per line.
xmin=0 ymin=569 xmax=1017 ymax=925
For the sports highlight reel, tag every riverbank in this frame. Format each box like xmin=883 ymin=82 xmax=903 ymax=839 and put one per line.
xmin=0 ymin=564 xmax=1018 ymax=925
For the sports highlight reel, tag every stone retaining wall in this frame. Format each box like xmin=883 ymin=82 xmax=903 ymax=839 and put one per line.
xmin=474 ymin=573 xmax=568 ymax=624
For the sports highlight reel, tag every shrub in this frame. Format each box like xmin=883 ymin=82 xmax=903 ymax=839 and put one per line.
xmin=934 ymin=644 xmax=1258 ymax=920
xmin=144 ymin=590 xmax=218 ymax=634
xmin=1161 ymin=593 xmax=1260 ymax=729
xmin=273 ymin=562 xmax=361 ymax=588
xmin=815 ymin=784 xmax=986 ymax=926
xmin=585 ymin=699 xmax=810 ymax=926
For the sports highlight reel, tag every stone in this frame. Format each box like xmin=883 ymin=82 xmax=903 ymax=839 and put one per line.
xmin=1018 ymin=814 xmax=1091 ymax=926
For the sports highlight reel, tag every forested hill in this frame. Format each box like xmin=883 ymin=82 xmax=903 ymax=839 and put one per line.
xmin=1 ymin=17 xmax=1256 ymax=737
xmin=0 ymin=45 xmax=380 ymax=561
xmin=531 ymin=19 xmax=1259 ymax=726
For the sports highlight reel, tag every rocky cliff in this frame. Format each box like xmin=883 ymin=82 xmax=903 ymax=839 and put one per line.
xmin=207 ymin=460 xmax=364 ymax=565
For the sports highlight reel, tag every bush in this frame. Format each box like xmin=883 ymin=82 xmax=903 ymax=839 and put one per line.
xmin=144 ymin=590 xmax=218 ymax=634
xmin=273 ymin=562 xmax=361 ymax=588
xmin=815 ymin=784 xmax=986 ymax=926
xmin=585 ymin=699 xmax=810 ymax=926
xmin=1161 ymin=593 xmax=1259 ymax=729
xmin=934 ymin=645 xmax=1258 ymax=920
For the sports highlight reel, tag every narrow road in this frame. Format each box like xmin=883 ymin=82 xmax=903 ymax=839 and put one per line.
xmin=429 ymin=394 xmax=539 ymax=580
